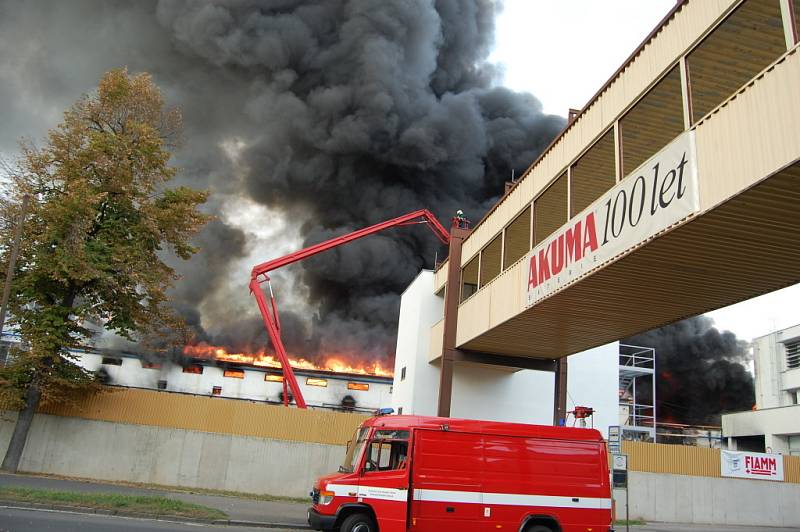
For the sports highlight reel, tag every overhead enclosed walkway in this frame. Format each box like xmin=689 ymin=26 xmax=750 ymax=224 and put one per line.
xmin=431 ymin=0 xmax=800 ymax=414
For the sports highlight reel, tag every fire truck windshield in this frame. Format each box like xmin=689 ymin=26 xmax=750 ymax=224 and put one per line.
xmin=340 ymin=427 xmax=369 ymax=473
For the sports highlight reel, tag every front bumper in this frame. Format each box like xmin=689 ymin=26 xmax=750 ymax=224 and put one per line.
xmin=308 ymin=507 xmax=337 ymax=530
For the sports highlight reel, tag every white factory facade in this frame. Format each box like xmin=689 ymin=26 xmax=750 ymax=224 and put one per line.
xmin=1 ymin=331 xmax=393 ymax=413
xmin=723 ymin=323 xmax=800 ymax=455
xmin=391 ymin=270 xmax=620 ymax=437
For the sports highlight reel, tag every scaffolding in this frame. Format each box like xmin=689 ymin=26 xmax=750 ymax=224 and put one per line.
xmin=619 ymin=344 xmax=656 ymax=442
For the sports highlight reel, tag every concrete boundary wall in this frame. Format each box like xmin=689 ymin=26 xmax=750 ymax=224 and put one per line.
xmin=32 ymin=387 xmax=368 ymax=446
xmin=614 ymin=471 xmax=800 ymax=528
xmin=0 ymin=412 xmax=344 ymax=498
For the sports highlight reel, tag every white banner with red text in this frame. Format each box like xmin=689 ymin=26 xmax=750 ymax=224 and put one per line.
xmin=524 ymin=131 xmax=699 ymax=306
xmin=721 ymin=450 xmax=784 ymax=481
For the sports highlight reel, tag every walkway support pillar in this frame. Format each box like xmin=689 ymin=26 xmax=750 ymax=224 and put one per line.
xmin=553 ymin=357 xmax=568 ymax=426
xmin=437 ymin=220 xmax=470 ymax=417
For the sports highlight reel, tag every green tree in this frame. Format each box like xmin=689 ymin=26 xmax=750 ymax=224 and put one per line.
xmin=0 ymin=69 xmax=209 ymax=472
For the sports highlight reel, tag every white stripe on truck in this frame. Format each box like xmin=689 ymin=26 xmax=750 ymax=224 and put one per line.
xmin=414 ymin=489 xmax=611 ymax=510
xmin=328 ymin=484 xmax=610 ymax=510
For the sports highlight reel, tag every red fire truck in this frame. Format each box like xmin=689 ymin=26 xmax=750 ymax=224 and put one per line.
xmin=308 ymin=414 xmax=614 ymax=532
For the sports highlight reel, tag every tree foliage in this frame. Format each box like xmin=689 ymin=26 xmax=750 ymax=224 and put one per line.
xmin=0 ymin=69 xmax=209 ymax=408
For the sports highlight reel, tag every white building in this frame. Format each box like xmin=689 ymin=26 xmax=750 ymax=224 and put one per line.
xmin=722 ymin=324 xmax=800 ymax=455
xmin=391 ymin=270 xmax=619 ymax=437
xmin=1 ymin=331 xmax=393 ymax=413
xmin=82 ymin=352 xmax=393 ymax=412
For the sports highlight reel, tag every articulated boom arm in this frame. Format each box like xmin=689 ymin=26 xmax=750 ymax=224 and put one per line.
xmin=250 ymin=209 xmax=450 ymax=408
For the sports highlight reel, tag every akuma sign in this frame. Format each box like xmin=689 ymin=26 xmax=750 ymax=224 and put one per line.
xmin=525 ymin=131 xmax=699 ymax=306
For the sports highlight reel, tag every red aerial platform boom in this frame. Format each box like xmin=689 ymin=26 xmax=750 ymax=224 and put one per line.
xmin=250 ymin=209 xmax=450 ymax=408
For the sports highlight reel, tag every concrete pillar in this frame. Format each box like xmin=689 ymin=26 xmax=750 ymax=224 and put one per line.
xmin=437 ymin=220 xmax=470 ymax=418
xmin=553 ymin=357 xmax=568 ymax=425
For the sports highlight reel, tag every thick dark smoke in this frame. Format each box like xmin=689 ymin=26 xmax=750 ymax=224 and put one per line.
xmin=0 ymin=0 xmax=564 ymax=364
xmin=623 ymin=316 xmax=755 ymax=425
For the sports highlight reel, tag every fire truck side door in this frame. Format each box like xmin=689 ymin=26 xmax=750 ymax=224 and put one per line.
xmin=358 ymin=431 xmax=410 ymax=532
xmin=409 ymin=429 xmax=484 ymax=532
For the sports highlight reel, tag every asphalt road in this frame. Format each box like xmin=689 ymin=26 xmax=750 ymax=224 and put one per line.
xmin=630 ymin=525 xmax=799 ymax=532
xmin=0 ymin=506 xmax=308 ymax=532
xmin=2 ymin=506 xmax=798 ymax=532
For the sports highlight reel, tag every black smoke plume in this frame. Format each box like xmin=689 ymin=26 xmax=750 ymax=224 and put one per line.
xmin=0 ymin=0 xmax=564 ymax=365
xmin=623 ymin=316 xmax=755 ymax=425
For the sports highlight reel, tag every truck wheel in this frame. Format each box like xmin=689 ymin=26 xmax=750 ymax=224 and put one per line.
xmin=525 ymin=525 xmax=553 ymax=532
xmin=340 ymin=512 xmax=377 ymax=532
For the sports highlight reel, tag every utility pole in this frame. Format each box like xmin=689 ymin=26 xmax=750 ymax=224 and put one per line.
xmin=0 ymin=194 xmax=29 ymax=364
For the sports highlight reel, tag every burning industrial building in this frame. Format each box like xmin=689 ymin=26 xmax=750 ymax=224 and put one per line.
xmin=623 ymin=315 xmax=755 ymax=425
xmin=0 ymin=0 xmax=565 ymax=371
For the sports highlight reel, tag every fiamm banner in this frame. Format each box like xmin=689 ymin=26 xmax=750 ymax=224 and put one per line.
xmin=524 ymin=130 xmax=699 ymax=306
xmin=721 ymin=450 xmax=785 ymax=481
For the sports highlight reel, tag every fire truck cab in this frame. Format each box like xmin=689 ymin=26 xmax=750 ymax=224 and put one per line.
xmin=308 ymin=414 xmax=613 ymax=532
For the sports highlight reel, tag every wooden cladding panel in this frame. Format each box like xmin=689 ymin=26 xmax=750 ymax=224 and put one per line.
xmin=460 ymin=255 xmax=479 ymax=302
xmin=479 ymin=234 xmax=502 ymax=287
xmin=36 ymin=387 xmax=367 ymax=446
xmin=622 ymin=441 xmax=721 ymax=477
xmin=688 ymin=0 xmax=786 ymax=121
xmin=795 ymin=0 xmax=800 ymax=41
xmin=533 ymin=172 xmax=568 ymax=246
xmin=570 ymin=129 xmax=616 ymax=216
xmin=620 ymin=66 xmax=684 ymax=176
xmin=503 ymin=206 xmax=531 ymax=269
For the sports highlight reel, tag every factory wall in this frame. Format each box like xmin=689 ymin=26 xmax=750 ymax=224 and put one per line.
xmin=391 ymin=270 xmax=444 ymax=416
xmin=78 ymin=352 xmax=393 ymax=412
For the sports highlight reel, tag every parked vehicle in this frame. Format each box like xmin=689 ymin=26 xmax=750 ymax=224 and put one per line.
xmin=308 ymin=414 xmax=613 ymax=532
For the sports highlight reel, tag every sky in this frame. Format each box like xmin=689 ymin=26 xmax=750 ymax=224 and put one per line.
xmin=491 ymin=0 xmax=800 ymax=343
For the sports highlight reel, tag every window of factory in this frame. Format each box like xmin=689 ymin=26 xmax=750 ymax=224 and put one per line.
xmin=570 ymin=129 xmax=616 ymax=216
xmin=619 ymin=65 xmax=683 ymax=176
xmin=182 ymin=365 xmax=203 ymax=374
xmin=348 ymin=382 xmax=370 ymax=391
xmin=460 ymin=255 xmax=479 ymax=302
xmin=533 ymin=171 xmax=568 ymax=246
xmin=141 ymin=361 xmax=162 ymax=369
xmin=785 ymin=340 xmax=800 ymax=369
xmin=479 ymin=234 xmax=502 ymax=287
xmin=400 ymin=367 xmax=406 ymax=381
xmin=687 ymin=0 xmax=786 ymax=123
xmin=265 ymin=374 xmax=284 ymax=382
xmin=503 ymin=206 xmax=531 ymax=270
xmin=212 ymin=386 xmax=222 ymax=396
xmin=157 ymin=380 xmax=168 ymax=390
xmin=101 ymin=356 xmax=122 ymax=366
xmin=306 ymin=377 xmax=328 ymax=387
xmin=223 ymin=369 xmax=245 ymax=379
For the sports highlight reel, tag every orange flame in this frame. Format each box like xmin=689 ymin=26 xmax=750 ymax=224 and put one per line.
xmin=182 ymin=343 xmax=394 ymax=378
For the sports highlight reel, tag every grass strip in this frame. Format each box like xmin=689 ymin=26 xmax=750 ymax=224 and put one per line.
xmin=0 ymin=486 xmax=227 ymax=520
xmin=615 ymin=519 xmax=647 ymax=526
xmin=12 ymin=472 xmax=309 ymax=504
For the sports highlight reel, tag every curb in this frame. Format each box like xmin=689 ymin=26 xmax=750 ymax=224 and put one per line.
xmin=213 ymin=519 xmax=310 ymax=529
xmin=0 ymin=501 xmax=311 ymax=529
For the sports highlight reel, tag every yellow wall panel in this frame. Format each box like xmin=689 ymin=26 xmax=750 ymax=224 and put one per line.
xmin=621 ymin=441 xmax=800 ymax=483
xmin=35 ymin=388 xmax=367 ymax=446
